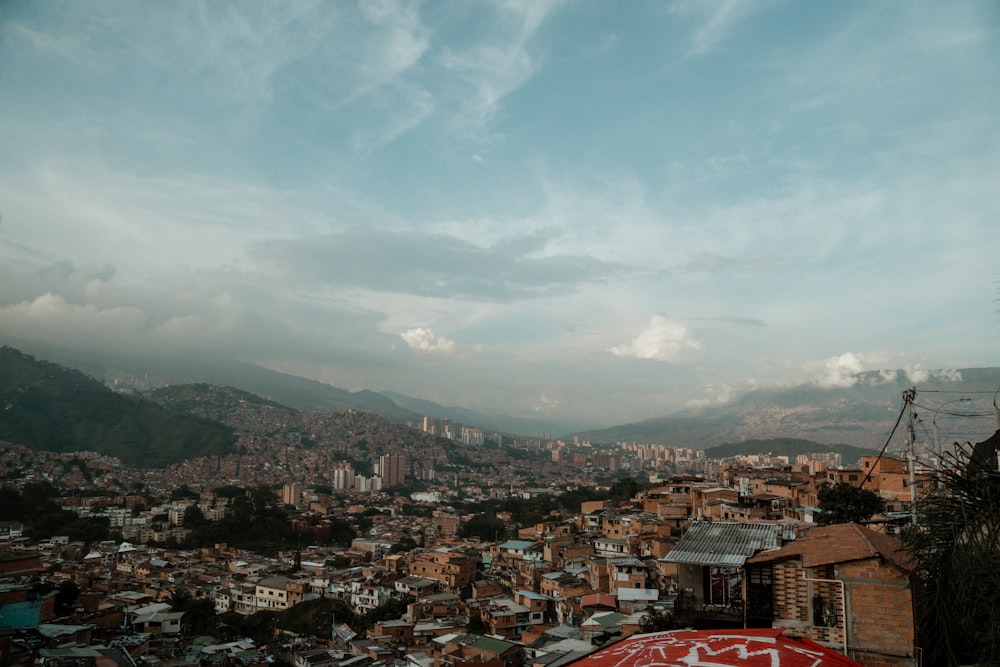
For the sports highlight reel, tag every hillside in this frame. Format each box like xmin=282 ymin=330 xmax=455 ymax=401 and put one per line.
xmin=573 ymin=368 xmax=1000 ymax=450
xmin=0 ymin=346 xmax=236 ymax=467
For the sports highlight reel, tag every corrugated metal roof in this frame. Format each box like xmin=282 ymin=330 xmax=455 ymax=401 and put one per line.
xmin=660 ymin=521 xmax=780 ymax=566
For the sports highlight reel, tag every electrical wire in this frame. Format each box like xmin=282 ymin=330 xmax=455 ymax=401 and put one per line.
xmin=859 ymin=391 xmax=910 ymax=489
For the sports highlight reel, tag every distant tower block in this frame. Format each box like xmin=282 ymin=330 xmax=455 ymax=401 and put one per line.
xmin=379 ymin=453 xmax=406 ymax=487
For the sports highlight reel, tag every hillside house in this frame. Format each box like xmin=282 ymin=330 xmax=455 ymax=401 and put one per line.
xmin=746 ymin=522 xmax=917 ymax=667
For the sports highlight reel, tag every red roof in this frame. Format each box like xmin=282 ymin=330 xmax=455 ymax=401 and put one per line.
xmin=746 ymin=522 xmax=910 ymax=570
xmin=581 ymin=593 xmax=617 ymax=609
xmin=565 ymin=629 xmax=863 ymax=667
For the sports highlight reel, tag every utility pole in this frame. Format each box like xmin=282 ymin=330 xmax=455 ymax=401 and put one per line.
xmin=904 ymin=388 xmax=918 ymax=525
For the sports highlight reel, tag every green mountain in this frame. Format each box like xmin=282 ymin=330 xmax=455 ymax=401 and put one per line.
xmin=0 ymin=346 xmax=236 ymax=467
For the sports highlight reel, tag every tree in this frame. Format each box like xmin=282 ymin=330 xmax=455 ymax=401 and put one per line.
xmin=639 ymin=607 xmax=672 ymax=633
xmin=390 ymin=537 xmax=418 ymax=553
xmin=815 ymin=482 xmax=884 ymax=525
xmin=172 ymin=588 xmax=218 ymax=637
xmin=183 ymin=504 xmax=206 ymax=528
xmin=54 ymin=580 xmax=80 ymax=616
xmin=901 ymin=453 xmax=1000 ymax=667
xmin=458 ymin=512 xmax=508 ymax=542
xmin=170 ymin=485 xmax=199 ymax=501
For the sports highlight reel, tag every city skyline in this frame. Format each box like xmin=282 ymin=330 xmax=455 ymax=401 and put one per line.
xmin=1 ymin=1 xmax=999 ymax=428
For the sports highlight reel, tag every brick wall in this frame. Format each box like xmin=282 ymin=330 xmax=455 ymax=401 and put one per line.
xmin=767 ymin=557 xmax=914 ymax=667
xmin=840 ymin=559 xmax=915 ymax=666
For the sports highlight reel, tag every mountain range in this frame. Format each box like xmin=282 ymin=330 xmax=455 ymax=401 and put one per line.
xmin=2 ymin=340 xmax=998 ymax=452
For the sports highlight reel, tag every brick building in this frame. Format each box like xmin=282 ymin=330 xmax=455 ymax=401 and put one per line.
xmin=410 ymin=550 xmax=477 ymax=590
xmin=746 ymin=522 xmax=916 ymax=667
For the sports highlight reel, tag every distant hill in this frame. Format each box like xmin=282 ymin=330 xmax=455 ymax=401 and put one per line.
xmin=0 ymin=337 xmax=421 ymax=422
xmin=0 ymin=346 xmax=236 ymax=467
xmin=572 ymin=368 xmax=1000 ymax=450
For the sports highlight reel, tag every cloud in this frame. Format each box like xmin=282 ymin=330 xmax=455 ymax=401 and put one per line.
xmin=438 ymin=0 xmax=565 ymax=136
xmin=808 ymin=352 xmax=871 ymax=388
xmin=250 ymin=228 xmax=630 ymax=302
xmin=904 ymin=366 xmax=963 ymax=385
xmin=686 ymin=382 xmax=739 ymax=408
xmin=609 ymin=315 xmax=703 ymax=362
xmin=669 ymin=0 xmax=762 ymax=57
xmin=531 ymin=392 xmax=566 ymax=414
xmin=400 ymin=327 xmax=456 ymax=354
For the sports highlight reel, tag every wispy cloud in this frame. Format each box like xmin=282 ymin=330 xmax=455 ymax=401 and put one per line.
xmin=250 ymin=228 xmax=631 ymax=302
xmin=669 ymin=0 xmax=764 ymax=57
xmin=439 ymin=0 xmax=565 ymax=136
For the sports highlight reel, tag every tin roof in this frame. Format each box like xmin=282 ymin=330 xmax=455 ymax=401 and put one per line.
xmin=660 ymin=521 xmax=780 ymax=566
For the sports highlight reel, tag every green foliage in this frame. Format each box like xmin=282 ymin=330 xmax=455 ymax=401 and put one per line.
xmin=358 ymin=598 xmax=408 ymax=630
xmin=390 ymin=537 xmax=418 ymax=553
xmin=272 ymin=597 xmax=356 ymax=640
xmin=610 ymin=476 xmax=646 ymax=502
xmin=171 ymin=589 xmax=219 ymax=637
xmin=0 ymin=482 xmax=115 ymax=543
xmin=639 ymin=608 xmax=672 ymax=633
xmin=171 ymin=485 xmax=200 ymax=501
xmin=181 ymin=486 xmax=298 ymax=555
xmin=901 ymin=461 xmax=1000 ymax=667
xmin=183 ymin=504 xmax=206 ymax=528
xmin=0 ymin=347 xmax=236 ymax=467
xmin=458 ymin=512 xmax=509 ymax=542
xmin=54 ymin=580 xmax=80 ymax=616
xmin=815 ymin=482 xmax=884 ymax=525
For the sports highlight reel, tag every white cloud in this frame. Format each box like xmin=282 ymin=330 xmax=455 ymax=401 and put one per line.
xmin=808 ymin=352 xmax=874 ymax=388
xmin=686 ymin=382 xmax=738 ymax=408
xmin=904 ymin=366 xmax=963 ymax=385
xmin=400 ymin=327 xmax=456 ymax=354
xmin=609 ymin=315 xmax=703 ymax=362
xmin=531 ymin=392 xmax=566 ymax=413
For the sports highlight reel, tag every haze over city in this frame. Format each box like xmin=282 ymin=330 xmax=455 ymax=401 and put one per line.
xmin=1 ymin=1 xmax=999 ymax=429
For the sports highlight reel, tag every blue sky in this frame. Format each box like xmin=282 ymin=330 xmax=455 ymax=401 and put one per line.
xmin=1 ymin=1 xmax=998 ymax=430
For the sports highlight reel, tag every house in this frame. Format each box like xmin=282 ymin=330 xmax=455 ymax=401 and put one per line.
xmin=255 ymin=575 xmax=292 ymax=611
xmin=411 ymin=549 xmax=478 ymax=590
xmin=659 ymin=521 xmax=782 ymax=628
xmin=0 ymin=521 xmax=24 ymax=541
xmin=746 ymin=522 xmax=917 ymax=667
xmin=133 ymin=610 xmax=185 ymax=635
xmin=480 ymin=597 xmax=532 ymax=639
xmin=395 ymin=575 xmax=439 ymax=598
xmin=434 ymin=634 xmax=525 ymax=667
xmin=579 ymin=611 xmax=626 ymax=642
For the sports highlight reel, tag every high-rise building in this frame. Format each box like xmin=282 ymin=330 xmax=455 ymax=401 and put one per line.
xmin=378 ymin=453 xmax=406 ymax=487
xmin=333 ymin=464 xmax=354 ymax=490
xmin=282 ymin=483 xmax=303 ymax=507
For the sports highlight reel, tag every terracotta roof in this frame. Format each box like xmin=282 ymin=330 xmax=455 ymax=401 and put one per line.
xmin=563 ymin=629 xmax=862 ymax=667
xmin=580 ymin=593 xmax=617 ymax=609
xmin=746 ymin=522 xmax=910 ymax=570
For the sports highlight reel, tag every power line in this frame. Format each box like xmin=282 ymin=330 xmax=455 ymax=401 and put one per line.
xmin=860 ymin=390 xmax=910 ymax=489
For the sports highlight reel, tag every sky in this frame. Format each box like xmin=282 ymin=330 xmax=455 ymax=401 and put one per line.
xmin=1 ymin=1 xmax=999 ymax=431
